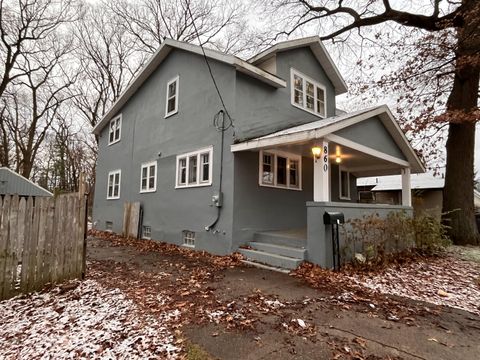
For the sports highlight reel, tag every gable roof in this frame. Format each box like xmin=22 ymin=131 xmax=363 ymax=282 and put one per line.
xmin=0 ymin=167 xmax=52 ymax=197
xmin=231 ymin=105 xmax=425 ymax=174
xmin=92 ymin=38 xmax=287 ymax=135
xmin=248 ymin=36 xmax=348 ymax=95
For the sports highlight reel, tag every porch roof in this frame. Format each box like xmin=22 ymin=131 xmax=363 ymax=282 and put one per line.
xmin=231 ymin=105 xmax=425 ymax=174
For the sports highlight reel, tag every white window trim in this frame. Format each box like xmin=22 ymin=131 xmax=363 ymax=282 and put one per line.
xmin=140 ymin=160 xmax=157 ymax=193
xmin=258 ymin=149 xmax=302 ymax=191
xmin=165 ymin=75 xmax=179 ymax=118
xmin=290 ymin=68 xmax=327 ymax=118
xmin=175 ymin=146 xmax=213 ymax=189
xmin=107 ymin=169 xmax=121 ymax=200
xmin=182 ymin=230 xmax=196 ymax=248
xmin=108 ymin=114 xmax=122 ymax=145
xmin=339 ymin=166 xmax=351 ymax=200
xmin=142 ymin=225 xmax=152 ymax=240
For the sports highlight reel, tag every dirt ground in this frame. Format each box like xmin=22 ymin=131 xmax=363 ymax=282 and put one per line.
xmin=87 ymin=237 xmax=480 ymax=360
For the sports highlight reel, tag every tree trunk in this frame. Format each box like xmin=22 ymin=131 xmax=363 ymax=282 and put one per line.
xmin=443 ymin=122 xmax=478 ymax=245
xmin=442 ymin=2 xmax=480 ymax=245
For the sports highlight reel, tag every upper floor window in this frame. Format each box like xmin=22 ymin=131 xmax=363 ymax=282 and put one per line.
xmin=176 ymin=146 xmax=213 ymax=188
xmin=140 ymin=161 xmax=157 ymax=193
xmin=339 ymin=167 xmax=350 ymax=200
xmin=291 ymin=69 xmax=326 ymax=118
xmin=107 ymin=169 xmax=121 ymax=199
xmin=165 ymin=76 xmax=179 ymax=117
xmin=108 ymin=114 xmax=121 ymax=145
xmin=259 ymin=150 xmax=302 ymax=191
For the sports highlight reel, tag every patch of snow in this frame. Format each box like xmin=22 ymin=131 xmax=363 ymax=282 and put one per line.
xmin=264 ymin=299 xmax=285 ymax=309
xmin=0 ymin=279 xmax=180 ymax=359
xmin=348 ymin=255 xmax=480 ymax=316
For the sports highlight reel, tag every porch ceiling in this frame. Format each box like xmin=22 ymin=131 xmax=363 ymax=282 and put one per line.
xmin=267 ymin=140 xmax=406 ymax=177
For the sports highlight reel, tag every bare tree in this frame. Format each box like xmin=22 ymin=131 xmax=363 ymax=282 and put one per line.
xmin=71 ymin=1 xmax=147 ymax=133
xmin=266 ymin=0 xmax=479 ymax=245
xmin=108 ymin=0 xmax=267 ymax=56
xmin=35 ymin=116 xmax=96 ymax=194
xmin=0 ymin=0 xmax=76 ymax=99
xmin=2 ymin=34 xmax=76 ymax=178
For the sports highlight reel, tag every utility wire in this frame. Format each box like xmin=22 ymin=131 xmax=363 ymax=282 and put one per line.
xmin=185 ymin=1 xmax=234 ymax=131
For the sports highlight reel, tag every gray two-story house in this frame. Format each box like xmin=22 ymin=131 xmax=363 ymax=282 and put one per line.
xmin=92 ymin=36 xmax=424 ymax=269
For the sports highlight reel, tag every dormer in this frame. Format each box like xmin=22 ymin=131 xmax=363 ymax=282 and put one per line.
xmin=248 ymin=36 xmax=348 ymax=96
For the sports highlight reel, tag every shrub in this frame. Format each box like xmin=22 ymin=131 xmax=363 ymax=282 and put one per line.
xmin=340 ymin=211 xmax=450 ymax=266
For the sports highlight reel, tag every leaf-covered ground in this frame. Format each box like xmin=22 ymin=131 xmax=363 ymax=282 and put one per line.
xmin=347 ymin=254 xmax=480 ymax=316
xmin=1 ymin=232 xmax=479 ymax=359
xmin=0 ymin=280 xmax=179 ymax=359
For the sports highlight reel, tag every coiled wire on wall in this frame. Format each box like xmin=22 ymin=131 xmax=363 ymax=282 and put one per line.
xmin=205 ymin=110 xmax=232 ymax=232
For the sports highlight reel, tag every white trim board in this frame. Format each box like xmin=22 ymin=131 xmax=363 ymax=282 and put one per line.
xmin=231 ymin=105 xmax=424 ymax=173
xmin=249 ymin=36 xmax=348 ymax=95
xmin=92 ymin=38 xmax=286 ymax=135
xmin=325 ymin=134 xmax=410 ymax=167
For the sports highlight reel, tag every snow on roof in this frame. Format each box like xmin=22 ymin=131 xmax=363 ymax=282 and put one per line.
xmin=357 ymin=173 xmax=445 ymax=191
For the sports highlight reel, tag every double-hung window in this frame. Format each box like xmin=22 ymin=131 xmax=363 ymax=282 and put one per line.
xmin=108 ymin=114 xmax=121 ymax=145
xmin=339 ymin=167 xmax=351 ymax=200
xmin=165 ymin=76 xmax=179 ymax=117
xmin=259 ymin=150 xmax=302 ymax=190
xmin=107 ymin=170 xmax=121 ymax=199
xmin=176 ymin=146 xmax=213 ymax=188
xmin=291 ymin=69 xmax=327 ymax=118
xmin=140 ymin=161 xmax=157 ymax=193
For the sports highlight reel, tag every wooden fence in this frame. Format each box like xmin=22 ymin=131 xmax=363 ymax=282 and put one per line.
xmin=0 ymin=193 xmax=87 ymax=300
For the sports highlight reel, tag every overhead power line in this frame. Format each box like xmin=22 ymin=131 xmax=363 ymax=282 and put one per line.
xmin=184 ymin=1 xmax=234 ymax=130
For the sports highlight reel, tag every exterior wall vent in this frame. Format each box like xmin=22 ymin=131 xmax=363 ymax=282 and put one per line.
xmin=142 ymin=225 xmax=152 ymax=239
xmin=182 ymin=230 xmax=195 ymax=247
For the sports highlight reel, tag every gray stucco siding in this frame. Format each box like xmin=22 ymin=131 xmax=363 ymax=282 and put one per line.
xmin=333 ymin=116 xmax=407 ymax=160
xmin=276 ymin=47 xmax=336 ymax=118
xmin=93 ymin=49 xmax=237 ymax=254
xmin=231 ymin=151 xmax=313 ymax=247
xmin=234 ymin=47 xmax=336 ymax=142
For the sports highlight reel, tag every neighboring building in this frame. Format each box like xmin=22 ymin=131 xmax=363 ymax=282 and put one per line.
xmin=0 ymin=167 xmax=52 ymax=197
xmin=92 ymin=36 xmax=424 ymax=269
xmin=357 ymin=174 xmax=480 ymax=219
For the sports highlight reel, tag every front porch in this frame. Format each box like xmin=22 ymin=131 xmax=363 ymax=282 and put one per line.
xmin=232 ymin=106 xmax=425 ymax=269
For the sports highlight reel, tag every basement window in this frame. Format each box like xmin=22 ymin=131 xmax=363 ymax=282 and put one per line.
xmin=183 ymin=230 xmax=195 ymax=247
xmin=105 ymin=221 xmax=113 ymax=232
xmin=142 ymin=225 xmax=152 ymax=239
xmin=259 ymin=150 xmax=302 ymax=190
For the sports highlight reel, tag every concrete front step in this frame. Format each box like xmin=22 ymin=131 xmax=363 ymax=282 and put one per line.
xmin=238 ymin=248 xmax=303 ymax=270
xmin=248 ymin=241 xmax=306 ymax=259
xmin=253 ymin=231 xmax=307 ymax=248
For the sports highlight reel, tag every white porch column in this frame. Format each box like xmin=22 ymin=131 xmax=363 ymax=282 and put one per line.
xmin=313 ymin=141 xmax=330 ymax=202
xmin=401 ymin=167 xmax=412 ymax=206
